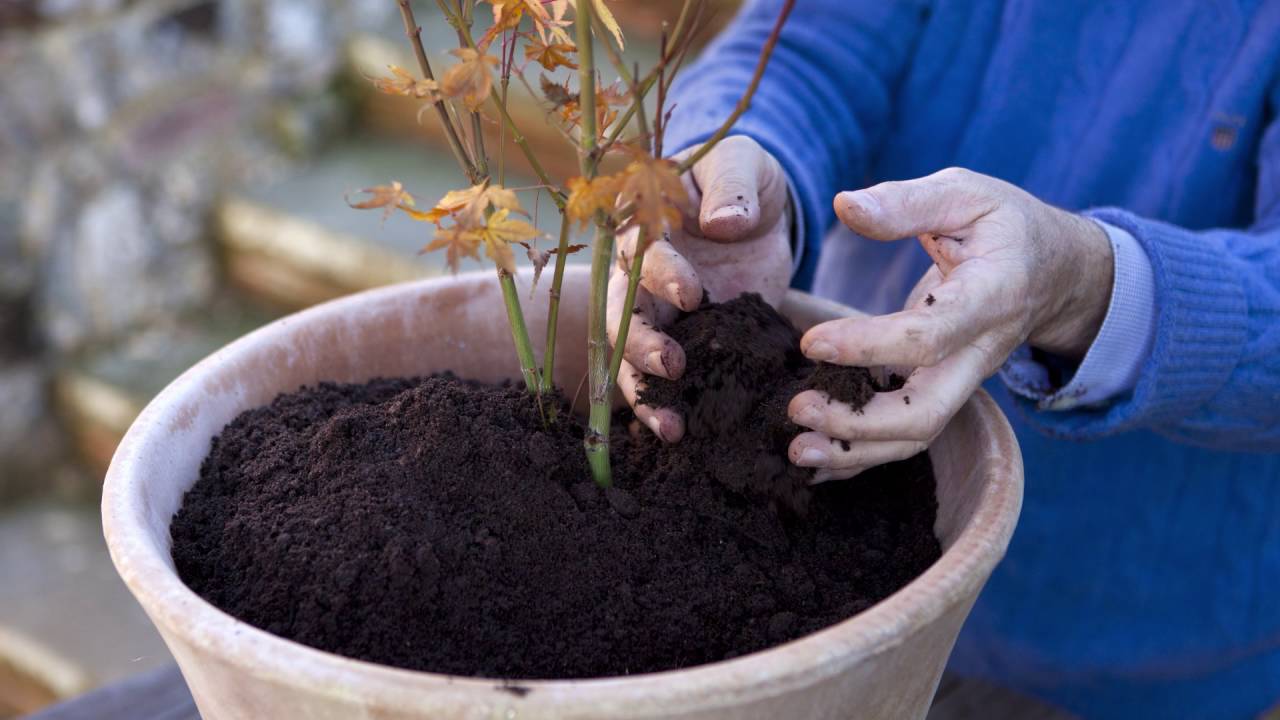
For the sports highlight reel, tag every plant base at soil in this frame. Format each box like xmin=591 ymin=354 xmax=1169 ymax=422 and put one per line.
xmin=171 ymin=296 xmax=941 ymax=679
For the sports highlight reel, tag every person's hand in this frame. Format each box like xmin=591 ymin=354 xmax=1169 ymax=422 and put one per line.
xmin=608 ymin=136 xmax=793 ymax=443
xmin=789 ymin=167 xmax=1115 ymax=483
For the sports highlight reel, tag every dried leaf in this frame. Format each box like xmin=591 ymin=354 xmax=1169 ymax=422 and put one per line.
xmin=519 ymin=240 xmax=552 ymax=293
xmin=618 ymin=157 xmax=690 ymax=233
xmin=551 ymin=79 xmax=628 ymax=135
xmin=368 ymin=65 xmax=440 ymax=101
xmin=566 ymin=174 xmax=622 ymax=228
xmin=517 ymin=241 xmax=588 ymax=295
xmin=440 ymin=48 xmax=499 ymax=112
xmin=423 ymin=226 xmax=481 ymax=274
xmin=540 ymin=74 xmax=577 ymax=110
xmin=524 ymin=36 xmax=578 ymax=71
xmin=345 ymin=181 xmax=415 ymax=223
xmin=594 ymin=80 xmax=628 ymax=132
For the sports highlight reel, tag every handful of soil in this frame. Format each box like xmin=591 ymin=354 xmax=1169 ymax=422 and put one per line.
xmin=172 ymin=294 xmax=939 ymax=681
xmin=638 ymin=293 xmax=902 ymax=511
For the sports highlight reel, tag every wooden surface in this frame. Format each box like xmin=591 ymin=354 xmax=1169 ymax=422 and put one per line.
xmin=22 ymin=665 xmax=1075 ymax=719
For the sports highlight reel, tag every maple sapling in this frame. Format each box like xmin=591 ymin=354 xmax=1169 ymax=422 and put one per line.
xmin=349 ymin=0 xmax=793 ymax=487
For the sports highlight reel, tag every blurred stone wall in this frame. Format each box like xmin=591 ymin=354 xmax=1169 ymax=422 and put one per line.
xmin=0 ymin=0 xmax=391 ymax=498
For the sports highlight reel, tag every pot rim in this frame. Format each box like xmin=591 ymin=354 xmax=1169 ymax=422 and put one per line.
xmin=102 ymin=269 xmax=1023 ymax=712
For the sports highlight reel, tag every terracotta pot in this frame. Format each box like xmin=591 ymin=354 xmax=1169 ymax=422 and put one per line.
xmin=103 ymin=266 xmax=1023 ymax=720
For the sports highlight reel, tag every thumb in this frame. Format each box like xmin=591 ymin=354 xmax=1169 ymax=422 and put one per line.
xmin=691 ymin=136 xmax=778 ymax=242
xmin=833 ymin=168 xmax=993 ymax=242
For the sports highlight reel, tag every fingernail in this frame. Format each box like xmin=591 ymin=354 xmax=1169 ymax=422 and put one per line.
xmin=646 ymin=415 xmax=665 ymax=439
xmin=792 ymin=404 xmax=821 ymax=426
xmin=805 ymin=340 xmax=837 ymax=362
xmin=842 ymin=191 xmax=880 ymax=216
xmin=797 ymin=447 xmax=830 ymax=467
xmin=708 ymin=205 xmax=747 ymax=223
xmin=666 ymin=281 xmax=686 ymax=308
xmin=644 ymin=350 xmax=667 ymax=377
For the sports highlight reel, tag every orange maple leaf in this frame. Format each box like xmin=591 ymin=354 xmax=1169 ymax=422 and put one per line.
xmin=473 ymin=208 xmax=542 ymax=274
xmin=429 ymin=181 xmax=524 ymax=228
xmin=422 ymin=226 xmax=482 ymax=273
xmin=440 ymin=48 xmax=499 ymax=112
xmin=565 ymin=174 xmax=622 ymax=229
xmin=478 ymin=0 xmax=526 ymax=49
xmin=345 ymin=181 xmax=416 ymax=223
xmin=618 ymin=157 xmax=690 ymax=234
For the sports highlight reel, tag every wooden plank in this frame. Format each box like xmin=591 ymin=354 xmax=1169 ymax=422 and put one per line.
xmin=23 ymin=666 xmax=196 ymax=720
xmin=25 ymin=665 xmax=1074 ymax=719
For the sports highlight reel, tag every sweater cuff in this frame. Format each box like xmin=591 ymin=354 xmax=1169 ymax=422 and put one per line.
xmin=1008 ymin=208 xmax=1249 ymax=439
xmin=1000 ymin=221 xmax=1155 ymax=409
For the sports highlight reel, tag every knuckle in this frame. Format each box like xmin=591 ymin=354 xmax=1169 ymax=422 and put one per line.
xmin=936 ymin=166 xmax=972 ymax=184
xmin=721 ymin=135 xmax=761 ymax=154
xmin=901 ymin=320 xmax=946 ymax=366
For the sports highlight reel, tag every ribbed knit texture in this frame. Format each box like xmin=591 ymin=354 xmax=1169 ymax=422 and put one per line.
xmin=664 ymin=1 xmax=1280 ymax=717
xmin=1022 ymin=208 xmax=1255 ymax=445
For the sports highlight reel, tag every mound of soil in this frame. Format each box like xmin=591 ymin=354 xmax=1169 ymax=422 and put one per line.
xmin=171 ymin=295 xmax=939 ymax=680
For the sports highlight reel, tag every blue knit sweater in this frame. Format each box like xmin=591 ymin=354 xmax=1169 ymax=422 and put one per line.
xmin=665 ymin=2 xmax=1280 ymax=717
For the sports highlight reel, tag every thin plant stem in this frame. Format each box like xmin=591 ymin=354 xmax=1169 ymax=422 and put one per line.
xmin=396 ymin=0 xmax=477 ymax=182
xmin=471 ymin=112 xmax=489 ymax=178
xmin=591 ymin=14 xmax=648 ymax=144
xmin=576 ymin=0 xmax=614 ymax=487
xmin=498 ymin=270 xmax=542 ymax=394
xmin=540 ymin=213 xmax=573 ymax=394
xmin=439 ymin=0 xmax=567 ymax=208
xmin=677 ymin=0 xmax=795 ymax=173
xmin=608 ymin=227 xmax=647 ymax=386
xmin=498 ymin=28 xmax=518 ymax=186
xmin=592 ymin=0 xmax=697 ymax=166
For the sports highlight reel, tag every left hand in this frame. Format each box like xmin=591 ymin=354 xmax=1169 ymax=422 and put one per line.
xmin=788 ymin=167 xmax=1115 ymax=483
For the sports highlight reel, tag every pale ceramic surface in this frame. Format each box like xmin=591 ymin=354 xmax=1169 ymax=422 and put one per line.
xmin=103 ymin=266 xmax=1023 ymax=720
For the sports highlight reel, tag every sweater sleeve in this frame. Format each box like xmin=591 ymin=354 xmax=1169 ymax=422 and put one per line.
xmin=1010 ymin=108 xmax=1280 ymax=451
xmin=662 ymin=0 xmax=931 ymax=289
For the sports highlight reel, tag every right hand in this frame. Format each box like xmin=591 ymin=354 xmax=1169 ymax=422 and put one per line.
xmin=607 ymin=136 xmax=794 ymax=443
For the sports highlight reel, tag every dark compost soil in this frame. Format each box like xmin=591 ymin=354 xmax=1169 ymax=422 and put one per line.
xmin=171 ymin=294 xmax=941 ymax=680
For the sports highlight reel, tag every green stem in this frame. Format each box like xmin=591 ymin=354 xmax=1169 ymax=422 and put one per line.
xmin=608 ymin=227 xmax=646 ymax=386
xmin=396 ymin=0 xmax=477 ymax=183
xmin=541 ymin=213 xmax=573 ymax=394
xmin=584 ymin=222 xmax=614 ymax=487
xmin=576 ymin=0 xmax=613 ymax=487
xmin=470 ymin=112 xmax=489 ymax=178
xmin=498 ymin=270 xmax=542 ymax=394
